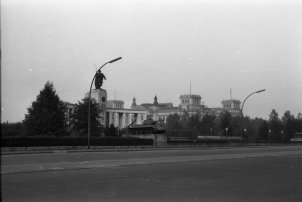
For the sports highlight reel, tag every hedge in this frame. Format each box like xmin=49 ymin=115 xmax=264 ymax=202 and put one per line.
xmin=1 ymin=137 xmax=153 ymax=147
xmin=165 ymin=129 xmax=195 ymax=138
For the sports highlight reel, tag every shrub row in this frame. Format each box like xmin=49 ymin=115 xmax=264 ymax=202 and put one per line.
xmin=165 ymin=129 xmax=195 ymax=138
xmin=1 ymin=137 xmax=153 ymax=147
xmin=167 ymin=136 xmax=244 ymax=144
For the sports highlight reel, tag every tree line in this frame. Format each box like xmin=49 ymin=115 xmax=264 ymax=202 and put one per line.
xmin=165 ymin=109 xmax=302 ymax=143
xmin=2 ymin=81 xmax=114 ymax=138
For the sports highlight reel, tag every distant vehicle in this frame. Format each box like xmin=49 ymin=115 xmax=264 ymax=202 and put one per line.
xmin=125 ymin=120 xmax=167 ymax=146
xmin=290 ymin=132 xmax=302 ymax=142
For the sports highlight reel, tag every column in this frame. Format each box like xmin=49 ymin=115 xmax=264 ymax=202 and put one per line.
xmin=135 ymin=114 xmax=139 ymax=125
xmin=128 ymin=113 xmax=131 ymax=126
xmin=108 ymin=112 xmax=112 ymax=126
xmin=134 ymin=114 xmax=138 ymax=124
xmin=122 ymin=113 xmax=126 ymax=128
xmin=114 ymin=112 xmax=119 ymax=127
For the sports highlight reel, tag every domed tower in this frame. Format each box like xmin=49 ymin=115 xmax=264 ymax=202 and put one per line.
xmin=131 ymin=97 xmax=137 ymax=109
xmin=153 ymin=95 xmax=159 ymax=105
xmin=179 ymin=94 xmax=202 ymax=114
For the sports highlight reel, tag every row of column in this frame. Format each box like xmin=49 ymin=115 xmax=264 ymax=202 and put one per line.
xmin=107 ymin=112 xmax=147 ymax=129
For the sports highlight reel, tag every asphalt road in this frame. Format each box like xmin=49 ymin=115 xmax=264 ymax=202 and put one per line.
xmin=1 ymin=146 xmax=302 ymax=201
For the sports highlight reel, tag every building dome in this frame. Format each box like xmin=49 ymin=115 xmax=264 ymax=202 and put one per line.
xmin=153 ymin=95 xmax=158 ymax=105
xmin=131 ymin=97 xmax=137 ymax=108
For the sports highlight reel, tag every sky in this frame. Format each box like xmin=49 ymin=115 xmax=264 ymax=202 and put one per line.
xmin=1 ymin=0 xmax=302 ymax=123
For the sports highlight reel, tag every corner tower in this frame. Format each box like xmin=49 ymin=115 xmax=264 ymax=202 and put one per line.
xmin=179 ymin=94 xmax=202 ymax=114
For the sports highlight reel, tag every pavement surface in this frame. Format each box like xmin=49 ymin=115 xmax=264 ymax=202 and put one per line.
xmin=1 ymin=145 xmax=302 ymax=201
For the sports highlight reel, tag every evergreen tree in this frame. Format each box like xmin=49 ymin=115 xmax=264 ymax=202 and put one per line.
xmin=23 ymin=81 xmax=67 ymax=136
xmin=200 ymin=113 xmax=216 ymax=135
xmin=166 ymin=113 xmax=182 ymax=129
xmin=188 ymin=113 xmax=202 ymax=135
xmin=268 ymin=109 xmax=283 ymax=142
xmin=71 ymin=98 xmax=102 ymax=136
xmin=180 ymin=111 xmax=190 ymax=128
xmin=219 ymin=111 xmax=232 ymax=136
xmin=281 ymin=111 xmax=295 ymax=141
xmin=295 ymin=113 xmax=302 ymax=133
xmin=297 ymin=112 xmax=302 ymax=120
xmin=230 ymin=116 xmax=241 ymax=137
xmin=257 ymin=120 xmax=269 ymax=142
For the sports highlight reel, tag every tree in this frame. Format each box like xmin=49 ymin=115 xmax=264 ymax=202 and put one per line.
xmin=250 ymin=117 xmax=266 ymax=142
xmin=200 ymin=113 xmax=216 ymax=135
xmin=166 ymin=113 xmax=182 ymax=129
xmin=281 ymin=111 xmax=295 ymax=142
xmin=23 ymin=81 xmax=67 ymax=136
xmin=294 ymin=113 xmax=302 ymax=133
xmin=257 ymin=120 xmax=269 ymax=142
xmin=71 ymin=98 xmax=102 ymax=136
xmin=188 ymin=113 xmax=202 ymax=135
xmin=219 ymin=111 xmax=232 ymax=136
xmin=269 ymin=109 xmax=279 ymax=121
xmin=180 ymin=111 xmax=190 ymax=128
xmin=268 ymin=109 xmax=283 ymax=142
xmin=297 ymin=112 xmax=302 ymax=120
xmin=230 ymin=116 xmax=242 ymax=137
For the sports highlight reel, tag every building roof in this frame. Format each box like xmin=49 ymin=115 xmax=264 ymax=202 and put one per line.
xmin=107 ymin=100 xmax=124 ymax=103
xmin=221 ymin=99 xmax=241 ymax=103
xmin=180 ymin=94 xmax=201 ymax=98
xmin=106 ymin=108 xmax=146 ymax=112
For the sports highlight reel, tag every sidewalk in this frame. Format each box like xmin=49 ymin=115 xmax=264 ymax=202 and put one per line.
xmin=2 ymin=143 xmax=299 ymax=155
xmin=2 ymin=149 xmax=301 ymax=175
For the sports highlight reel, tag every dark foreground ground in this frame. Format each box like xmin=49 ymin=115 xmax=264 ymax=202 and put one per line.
xmin=1 ymin=146 xmax=302 ymax=201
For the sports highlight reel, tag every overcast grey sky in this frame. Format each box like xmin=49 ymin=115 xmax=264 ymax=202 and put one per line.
xmin=1 ymin=0 xmax=302 ymax=122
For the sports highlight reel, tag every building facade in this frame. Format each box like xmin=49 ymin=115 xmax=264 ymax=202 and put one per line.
xmin=221 ymin=99 xmax=241 ymax=116
xmin=66 ymin=90 xmax=242 ymax=130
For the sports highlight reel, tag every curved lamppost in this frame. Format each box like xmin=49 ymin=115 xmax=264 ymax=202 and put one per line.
xmin=240 ymin=89 xmax=265 ymax=139
xmin=88 ymin=57 xmax=122 ymax=149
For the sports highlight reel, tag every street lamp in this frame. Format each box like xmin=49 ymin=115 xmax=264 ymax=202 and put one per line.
xmin=268 ymin=129 xmax=271 ymax=137
xmin=225 ymin=127 xmax=228 ymax=137
xmin=244 ymin=128 xmax=247 ymax=138
xmin=87 ymin=57 xmax=122 ymax=149
xmin=240 ymin=89 xmax=265 ymax=140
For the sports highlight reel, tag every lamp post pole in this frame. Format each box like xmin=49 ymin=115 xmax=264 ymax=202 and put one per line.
xmin=240 ymin=89 xmax=265 ymax=140
xmin=268 ymin=129 xmax=271 ymax=139
xmin=87 ymin=57 xmax=122 ymax=149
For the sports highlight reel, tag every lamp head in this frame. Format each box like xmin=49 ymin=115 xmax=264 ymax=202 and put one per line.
xmin=255 ymin=89 xmax=265 ymax=93
xmin=109 ymin=57 xmax=122 ymax=63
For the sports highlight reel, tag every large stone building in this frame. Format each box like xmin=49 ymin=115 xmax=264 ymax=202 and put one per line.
xmin=131 ymin=96 xmax=179 ymax=123
xmin=221 ymin=99 xmax=241 ymax=116
xmin=85 ymin=89 xmax=147 ymax=129
xmin=66 ymin=89 xmax=241 ymax=130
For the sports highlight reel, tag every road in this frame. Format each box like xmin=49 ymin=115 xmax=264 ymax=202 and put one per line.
xmin=1 ymin=146 xmax=302 ymax=201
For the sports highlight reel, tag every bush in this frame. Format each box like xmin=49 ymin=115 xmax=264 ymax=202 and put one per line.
xmin=1 ymin=137 xmax=153 ymax=147
xmin=1 ymin=122 xmax=26 ymax=137
xmin=165 ymin=129 xmax=195 ymax=138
